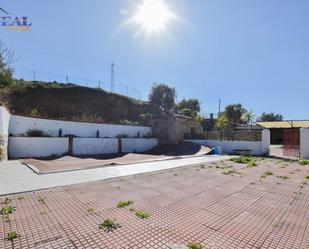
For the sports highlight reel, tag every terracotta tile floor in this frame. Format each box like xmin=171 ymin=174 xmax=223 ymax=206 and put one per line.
xmin=1 ymin=157 xmax=309 ymax=249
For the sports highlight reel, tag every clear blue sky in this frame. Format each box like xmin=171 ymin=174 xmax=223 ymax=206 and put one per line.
xmin=1 ymin=0 xmax=308 ymax=119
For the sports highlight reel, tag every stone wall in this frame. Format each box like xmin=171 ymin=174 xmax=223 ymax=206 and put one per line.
xmin=0 ymin=135 xmax=8 ymax=161
xmin=0 ymin=105 xmax=10 ymax=161
xmin=150 ymin=114 xmax=203 ymax=145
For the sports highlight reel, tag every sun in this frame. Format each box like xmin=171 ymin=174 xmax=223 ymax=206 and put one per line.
xmin=133 ymin=0 xmax=175 ymax=35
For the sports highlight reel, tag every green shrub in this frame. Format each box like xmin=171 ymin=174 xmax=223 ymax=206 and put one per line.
xmin=299 ymin=160 xmax=309 ymax=166
xmin=247 ymin=161 xmax=257 ymax=167
xmin=231 ymin=156 xmax=257 ymax=167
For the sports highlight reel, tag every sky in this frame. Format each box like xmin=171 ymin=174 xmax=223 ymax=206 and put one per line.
xmin=0 ymin=0 xmax=309 ymax=120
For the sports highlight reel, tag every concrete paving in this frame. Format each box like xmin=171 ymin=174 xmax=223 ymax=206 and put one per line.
xmin=0 ymin=155 xmax=231 ymax=195
xmin=1 ymin=157 xmax=308 ymax=249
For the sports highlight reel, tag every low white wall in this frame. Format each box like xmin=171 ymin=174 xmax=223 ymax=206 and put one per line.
xmin=185 ymin=139 xmax=264 ymax=155
xmin=122 ymin=138 xmax=158 ymax=153
xmin=9 ymin=115 xmax=152 ymax=138
xmin=300 ymin=128 xmax=309 ymax=159
xmin=9 ymin=137 xmax=68 ymax=158
xmin=73 ymin=138 xmax=118 ymax=155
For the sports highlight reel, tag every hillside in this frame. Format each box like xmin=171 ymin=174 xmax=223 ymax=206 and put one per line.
xmin=0 ymin=81 xmax=148 ymax=124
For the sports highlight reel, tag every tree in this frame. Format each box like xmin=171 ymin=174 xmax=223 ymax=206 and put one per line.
xmin=0 ymin=40 xmax=15 ymax=88
xmin=215 ymin=114 xmax=228 ymax=140
xmin=224 ymin=103 xmax=247 ymax=125
xmin=149 ymin=83 xmax=176 ymax=117
xmin=242 ymin=110 xmax=255 ymax=127
xmin=258 ymin=113 xmax=283 ymax=122
xmin=177 ymin=99 xmax=200 ymax=117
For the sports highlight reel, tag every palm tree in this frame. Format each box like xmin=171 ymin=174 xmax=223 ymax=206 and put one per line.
xmin=215 ymin=114 xmax=228 ymax=140
xmin=242 ymin=110 xmax=255 ymax=130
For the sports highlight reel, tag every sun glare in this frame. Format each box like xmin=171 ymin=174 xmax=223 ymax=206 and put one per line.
xmin=133 ymin=0 xmax=175 ymax=35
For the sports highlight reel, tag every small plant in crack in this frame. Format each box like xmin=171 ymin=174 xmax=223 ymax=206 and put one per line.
xmin=7 ymin=231 xmax=18 ymax=241
xmin=272 ymin=223 xmax=281 ymax=229
xmin=188 ymin=242 xmax=202 ymax=249
xmin=1 ymin=197 xmax=12 ymax=205
xmin=99 ymin=219 xmax=121 ymax=231
xmin=247 ymin=161 xmax=257 ymax=168
xmin=305 ymin=176 xmax=309 ymax=179
xmin=262 ymin=171 xmax=273 ymax=178
xmin=37 ymin=195 xmax=46 ymax=204
xmin=222 ymin=169 xmax=240 ymax=175
xmin=130 ymin=208 xmax=150 ymax=219
xmin=17 ymin=196 xmax=24 ymax=200
xmin=277 ymin=175 xmax=290 ymax=180
xmin=301 ymin=181 xmax=308 ymax=185
xmin=117 ymin=200 xmax=133 ymax=208
xmin=87 ymin=208 xmax=95 ymax=213
xmin=1 ymin=206 xmax=15 ymax=215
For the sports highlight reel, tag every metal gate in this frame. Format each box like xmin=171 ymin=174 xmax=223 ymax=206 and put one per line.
xmin=283 ymin=129 xmax=300 ymax=157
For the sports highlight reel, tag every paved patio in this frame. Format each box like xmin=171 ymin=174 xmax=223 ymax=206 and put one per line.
xmin=1 ymin=157 xmax=309 ymax=248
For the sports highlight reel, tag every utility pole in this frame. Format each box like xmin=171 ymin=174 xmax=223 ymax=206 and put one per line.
xmin=66 ymin=76 xmax=69 ymax=84
xmin=111 ymin=63 xmax=114 ymax=92
xmin=33 ymin=71 xmax=36 ymax=81
xmin=218 ymin=98 xmax=221 ymax=118
xmin=98 ymin=80 xmax=101 ymax=89
xmin=126 ymin=85 xmax=129 ymax=96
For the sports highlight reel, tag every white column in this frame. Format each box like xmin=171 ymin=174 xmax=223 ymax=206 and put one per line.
xmin=300 ymin=128 xmax=309 ymax=159
xmin=0 ymin=105 xmax=10 ymax=161
xmin=261 ymin=129 xmax=270 ymax=155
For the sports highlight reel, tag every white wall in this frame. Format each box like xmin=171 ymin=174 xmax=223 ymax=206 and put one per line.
xmin=0 ymin=106 xmax=10 ymax=135
xmin=122 ymin=138 xmax=158 ymax=153
xmin=73 ymin=138 xmax=118 ymax=155
xmin=261 ymin=129 xmax=270 ymax=155
xmin=185 ymin=139 xmax=264 ymax=155
xmin=9 ymin=137 xmax=68 ymax=158
xmin=300 ymin=128 xmax=309 ymax=159
xmin=9 ymin=115 xmax=152 ymax=138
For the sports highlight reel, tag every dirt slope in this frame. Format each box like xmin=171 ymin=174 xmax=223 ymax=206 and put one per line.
xmin=0 ymin=81 xmax=148 ymax=124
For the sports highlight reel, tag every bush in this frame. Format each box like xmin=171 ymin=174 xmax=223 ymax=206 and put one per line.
xmin=26 ymin=129 xmax=46 ymax=137
xmin=299 ymin=160 xmax=309 ymax=166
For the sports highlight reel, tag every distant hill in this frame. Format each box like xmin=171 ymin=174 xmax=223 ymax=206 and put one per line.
xmin=0 ymin=81 xmax=148 ymax=124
